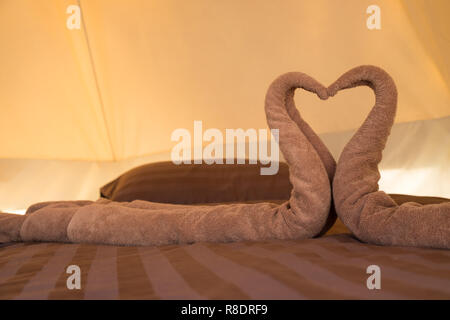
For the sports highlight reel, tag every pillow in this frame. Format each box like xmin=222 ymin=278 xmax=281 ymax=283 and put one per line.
xmin=389 ymin=194 xmax=449 ymax=205
xmin=100 ymin=161 xmax=292 ymax=204
xmin=100 ymin=161 xmax=449 ymax=207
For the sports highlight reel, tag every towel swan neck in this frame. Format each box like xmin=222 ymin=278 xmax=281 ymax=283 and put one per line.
xmin=330 ymin=65 xmax=450 ymax=249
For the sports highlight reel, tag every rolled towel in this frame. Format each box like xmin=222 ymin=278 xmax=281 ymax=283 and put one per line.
xmin=0 ymin=212 xmax=27 ymax=243
xmin=10 ymin=72 xmax=335 ymax=246
xmin=330 ymin=65 xmax=450 ymax=249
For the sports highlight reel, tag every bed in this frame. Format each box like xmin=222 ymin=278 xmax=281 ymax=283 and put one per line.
xmin=1 ymin=162 xmax=449 ymax=299
xmin=1 ymin=229 xmax=449 ymax=299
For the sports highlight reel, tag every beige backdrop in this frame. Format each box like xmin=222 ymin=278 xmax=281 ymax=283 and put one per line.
xmin=0 ymin=0 xmax=449 ymax=212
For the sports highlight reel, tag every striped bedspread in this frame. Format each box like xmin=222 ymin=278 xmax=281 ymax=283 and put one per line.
xmin=0 ymin=234 xmax=449 ymax=299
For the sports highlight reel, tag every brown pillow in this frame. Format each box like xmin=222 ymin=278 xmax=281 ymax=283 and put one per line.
xmin=100 ymin=160 xmax=449 ymax=207
xmin=100 ymin=161 xmax=292 ymax=204
xmin=389 ymin=194 xmax=449 ymax=206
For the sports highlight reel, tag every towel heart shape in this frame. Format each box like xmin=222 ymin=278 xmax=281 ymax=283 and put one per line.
xmin=267 ymin=65 xmax=449 ymax=249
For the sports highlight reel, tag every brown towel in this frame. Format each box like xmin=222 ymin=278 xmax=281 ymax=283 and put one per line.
xmin=1 ymin=72 xmax=335 ymax=246
xmin=330 ymin=65 xmax=450 ymax=249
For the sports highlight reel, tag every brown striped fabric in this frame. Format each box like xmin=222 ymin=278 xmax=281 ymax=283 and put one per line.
xmin=0 ymin=234 xmax=449 ymax=300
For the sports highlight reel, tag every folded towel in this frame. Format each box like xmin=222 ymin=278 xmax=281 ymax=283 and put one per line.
xmin=1 ymin=72 xmax=335 ymax=246
xmin=330 ymin=65 xmax=450 ymax=249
